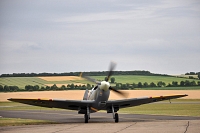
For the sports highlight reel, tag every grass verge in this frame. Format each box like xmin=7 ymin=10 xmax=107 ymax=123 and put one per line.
xmin=0 ymin=118 xmax=57 ymax=126
xmin=119 ymin=101 xmax=200 ymax=117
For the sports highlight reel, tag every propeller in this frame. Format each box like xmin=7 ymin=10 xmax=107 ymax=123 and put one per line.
xmin=106 ymin=62 xmax=116 ymax=82
xmin=83 ymin=76 xmax=101 ymax=85
xmin=81 ymin=62 xmax=128 ymax=98
xmin=109 ymin=86 xmax=128 ymax=98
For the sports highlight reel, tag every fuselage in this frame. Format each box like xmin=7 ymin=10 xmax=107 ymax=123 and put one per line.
xmin=87 ymin=81 xmax=111 ymax=112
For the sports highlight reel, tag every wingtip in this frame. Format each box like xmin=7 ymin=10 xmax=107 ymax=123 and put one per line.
xmin=7 ymin=98 xmax=12 ymax=101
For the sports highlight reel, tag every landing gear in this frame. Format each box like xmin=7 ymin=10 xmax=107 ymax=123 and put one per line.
xmin=112 ymin=105 xmax=119 ymax=123
xmin=84 ymin=114 xmax=89 ymax=123
xmin=114 ymin=113 xmax=119 ymax=123
xmin=84 ymin=106 xmax=90 ymax=123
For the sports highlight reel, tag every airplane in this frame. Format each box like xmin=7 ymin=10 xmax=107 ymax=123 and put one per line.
xmin=8 ymin=62 xmax=188 ymax=123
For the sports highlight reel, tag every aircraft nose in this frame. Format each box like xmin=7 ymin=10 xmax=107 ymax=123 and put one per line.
xmin=100 ymin=81 xmax=110 ymax=91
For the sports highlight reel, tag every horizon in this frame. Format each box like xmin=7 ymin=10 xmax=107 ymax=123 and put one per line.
xmin=1 ymin=70 xmax=199 ymax=76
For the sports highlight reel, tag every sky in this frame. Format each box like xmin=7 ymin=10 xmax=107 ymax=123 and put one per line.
xmin=0 ymin=0 xmax=200 ymax=75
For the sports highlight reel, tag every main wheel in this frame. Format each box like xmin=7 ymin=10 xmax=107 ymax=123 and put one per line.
xmin=84 ymin=114 xmax=89 ymax=123
xmin=115 ymin=113 xmax=119 ymax=123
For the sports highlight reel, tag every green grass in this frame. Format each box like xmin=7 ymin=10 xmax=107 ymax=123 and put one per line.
xmin=0 ymin=102 xmax=66 ymax=111
xmin=91 ymin=75 xmax=199 ymax=84
xmin=119 ymin=99 xmax=200 ymax=117
xmin=0 ymin=118 xmax=57 ymax=126
xmin=120 ymin=103 xmax=200 ymax=117
xmin=135 ymin=86 xmax=200 ymax=90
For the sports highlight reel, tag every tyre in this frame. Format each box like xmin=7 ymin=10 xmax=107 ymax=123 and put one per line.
xmin=115 ymin=113 xmax=119 ymax=123
xmin=84 ymin=114 xmax=88 ymax=123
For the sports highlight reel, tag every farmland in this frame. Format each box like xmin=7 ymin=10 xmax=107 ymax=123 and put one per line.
xmin=0 ymin=76 xmax=91 ymax=89
xmin=0 ymin=75 xmax=200 ymax=90
xmin=91 ymin=75 xmax=199 ymax=84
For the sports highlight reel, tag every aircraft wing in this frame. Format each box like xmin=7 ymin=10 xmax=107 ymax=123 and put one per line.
xmin=8 ymin=98 xmax=95 ymax=111
xmin=106 ymin=94 xmax=188 ymax=109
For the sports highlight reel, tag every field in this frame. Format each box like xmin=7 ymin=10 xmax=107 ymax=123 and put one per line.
xmin=0 ymin=76 xmax=91 ymax=89
xmin=0 ymin=75 xmax=200 ymax=90
xmin=91 ymin=75 xmax=199 ymax=84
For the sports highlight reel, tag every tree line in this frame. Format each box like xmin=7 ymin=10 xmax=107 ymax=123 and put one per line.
xmin=1 ymin=79 xmax=200 ymax=92
xmin=0 ymin=70 xmax=171 ymax=77
xmin=0 ymin=84 xmax=93 ymax=92
xmin=185 ymin=72 xmax=200 ymax=79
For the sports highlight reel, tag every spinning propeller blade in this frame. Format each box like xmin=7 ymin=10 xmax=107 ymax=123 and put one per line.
xmin=109 ymin=86 xmax=128 ymax=98
xmin=106 ymin=62 xmax=116 ymax=82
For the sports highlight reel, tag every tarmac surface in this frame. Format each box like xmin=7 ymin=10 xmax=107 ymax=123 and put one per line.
xmin=1 ymin=110 xmax=200 ymax=133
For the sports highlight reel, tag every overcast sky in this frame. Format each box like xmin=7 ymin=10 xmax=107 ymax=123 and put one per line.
xmin=0 ymin=0 xmax=200 ymax=75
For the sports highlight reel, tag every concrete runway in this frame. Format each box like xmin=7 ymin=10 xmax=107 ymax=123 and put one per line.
xmin=1 ymin=110 xmax=200 ymax=133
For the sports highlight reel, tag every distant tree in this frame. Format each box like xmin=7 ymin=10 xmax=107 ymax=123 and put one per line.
xmin=185 ymin=80 xmax=191 ymax=86
xmin=126 ymin=83 xmax=131 ymax=89
xmin=67 ymin=84 xmax=74 ymax=90
xmin=74 ymin=85 xmax=79 ymax=90
xmin=40 ymin=86 xmax=46 ymax=91
xmin=150 ymin=82 xmax=156 ymax=87
xmin=190 ymin=81 xmax=196 ymax=86
xmin=198 ymin=73 xmax=200 ymax=79
xmin=172 ymin=81 xmax=178 ymax=87
xmin=162 ymin=82 xmax=166 ymax=87
xmin=4 ymin=85 xmax=10 ymax=91
xmin=9 ymin=86 xmax=19 ymax=92
xmin=86 ymin=84 xmax=91 ymax=89
xmin=197 ymin=81 xmax=200 ymax=86
xmin=0 ymin=85 xmax=3 ymax=91
xmin=180 ymin=81 xmax=185 ymax=86
xmin=81 ymin=85 xmax=87 ymax=90
xmin=137 ymin=82 xmax=143 ymax=88
xmin=46 ymin=86 xmax=50 ymax=90
xmin=132 ymin=83 xmax=137 ymax=88
xmin=105 ymin=77 xmax=108 ymax=81
xmin=111 ymin=77 xmax=115 ymax=83
xmin=25 ymin=85 xmax=33 ymax=91
xmin=189 ymin=72 xmax=196 ymax=75
xmin=115 ymin=83 xmax=120 ymax=89
xmin=60 ymin=85 xmax=66 ymax=90
xmin=51 ymin=84 xmax=58 ymax=90
xmin=121 ymin=84 xmax=128 ymax=90
xmin=167 ymin=83 xmax=172 ymax=87
xmin=157 ymin=81 xmax=165 ymax=87
xmin=33 ymin=85 xmax=39 ymax=91
xmin=189 ymin=76 xmax=194 ymax=79
xmin=143 ymin=82 xmax=148 ymax=88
